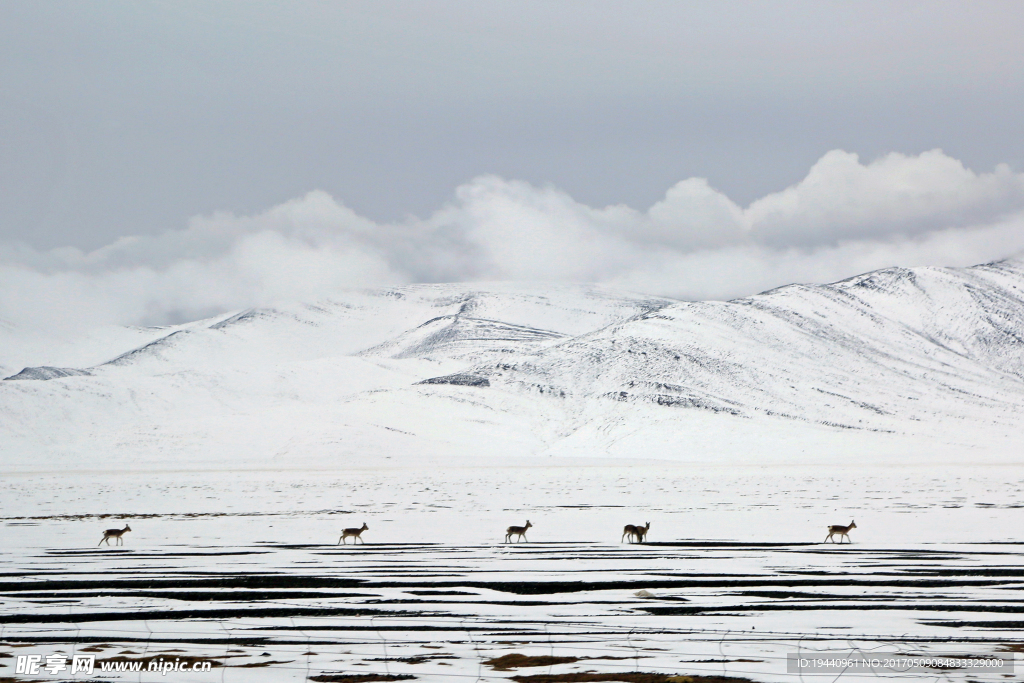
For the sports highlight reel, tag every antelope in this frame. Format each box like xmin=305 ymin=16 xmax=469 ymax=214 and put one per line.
xmin=505 ymin=520 xmax=532 ymax=543
xmin=622 ymin=522 xmax=650 ymax=544
xmin=99 ymin=524 xmax=131 ymax=546
xmin=825 ymin=520 xmax=856 ymax=544
xmin=338 ymin=523 xmax=368 ymax=545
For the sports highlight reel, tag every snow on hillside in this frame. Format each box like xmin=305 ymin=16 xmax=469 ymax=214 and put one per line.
xmin=0 ymin=321 xmax=189 ymax=379
xmin=466 ymin=259 xmax=1024 ymax=461
xmin=2 ymin=262 xmax=1023 ymax=470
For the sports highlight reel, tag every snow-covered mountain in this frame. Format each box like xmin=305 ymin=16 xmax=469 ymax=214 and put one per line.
xmin=3 ymin=261 xmax=1024 ymax=470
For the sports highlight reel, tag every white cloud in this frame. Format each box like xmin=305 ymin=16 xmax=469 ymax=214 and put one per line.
xmin=2 ymin=149 xmax=1024 ymax=334
xmin=746 ymin=150 xmax=1024 ymax=246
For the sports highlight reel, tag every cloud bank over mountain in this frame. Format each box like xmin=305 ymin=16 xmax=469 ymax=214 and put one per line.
xmin=3 ymin=149 xmax=1024 ymax=332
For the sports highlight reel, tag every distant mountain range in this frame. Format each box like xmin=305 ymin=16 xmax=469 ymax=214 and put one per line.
xmin=3 ymin=259 xmax=1023 ymax=469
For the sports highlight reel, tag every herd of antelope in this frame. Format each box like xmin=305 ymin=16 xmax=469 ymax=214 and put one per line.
xmin=97 ymin=519 xmax=858 ymax=546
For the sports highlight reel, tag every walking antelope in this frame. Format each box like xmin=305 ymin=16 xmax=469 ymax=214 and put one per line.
xmin=622 ymin=522 xmax=650 ymax=544
xmin=825 ymin=520 xmax=856 ymax=544
xmin=98 ymin=524 xmax=131 ymax=546
xmin=338 ymin=523 xmax=368 ymax=545
xmin=505 ymin=520 xmax=532 ymax=543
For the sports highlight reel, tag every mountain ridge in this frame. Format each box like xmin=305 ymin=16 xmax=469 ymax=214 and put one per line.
xmin=2 ymin=260 xmax=1023 ymax=469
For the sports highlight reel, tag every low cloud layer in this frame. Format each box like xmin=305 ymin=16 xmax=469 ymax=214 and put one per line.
xmin=3 ymin=149 xmax=1024 ymax=333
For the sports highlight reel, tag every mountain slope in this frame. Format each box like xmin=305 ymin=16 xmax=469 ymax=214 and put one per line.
xmin=2 ymin=261 xmax=1023 ymax=470
xmin=471 ymin=260 xmax=1024 ymax=428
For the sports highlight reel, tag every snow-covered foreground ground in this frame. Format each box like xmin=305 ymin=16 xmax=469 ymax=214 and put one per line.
xmin=3 ymin=464 xmax=1023 ymax=683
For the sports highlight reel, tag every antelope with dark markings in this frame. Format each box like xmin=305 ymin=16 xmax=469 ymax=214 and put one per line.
xmin=622 ymin=521 xmax=650 ymax=544
xmin=338 ymin=522 xmax=368 ymax=545
xmin=505 ymin=520 xmax=532 ymax=543
xmin=99 ymin=524 xmax=131 ymax=546
xmin=825 ymin=520 xmax=856 ymax=544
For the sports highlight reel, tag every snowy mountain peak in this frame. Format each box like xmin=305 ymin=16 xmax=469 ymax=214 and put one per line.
xmin=2 ymin=259 xmax=1024 ymax=468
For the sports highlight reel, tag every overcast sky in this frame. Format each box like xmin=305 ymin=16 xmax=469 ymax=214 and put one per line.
xmin=2 ymin=1 xmax=1024 ymax=330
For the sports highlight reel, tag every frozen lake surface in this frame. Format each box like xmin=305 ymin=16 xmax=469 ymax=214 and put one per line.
xmin=3 ymin=464 xmax=1024 ymax=682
